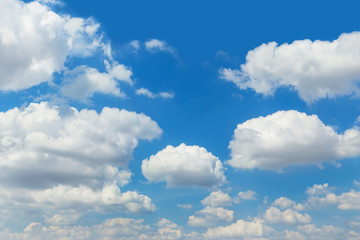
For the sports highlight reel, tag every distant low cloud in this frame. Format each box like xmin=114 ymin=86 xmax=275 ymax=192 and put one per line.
xmin=228 ymin=110 xmax=360 ymax=170
xmin=220 ymin=31 xmax=360 ymax=103
xmin=188 ymin=206 xmax=234 ymax=228
xmin=142 ymin=143 xmax=226 ymax=188
xmin=136 ymin=88 xmax=174 ymax=99
xmin=204 ymin=218 xmax=273 ymax=239
xmin=0 ymin=217 xmax=184 ymax=240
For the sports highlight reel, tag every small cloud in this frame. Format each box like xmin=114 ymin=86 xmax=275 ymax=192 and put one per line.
xmin=177 ymin=204 xmax=192 ymax=209
xmin=136 ymin=88 xmax=174 ymax=99
xmin=145 ymin=39 xmax=175 ymax=54
xmin=129 ymin=40 xmax=140 ymax=52
xmin=215 ymin=50 xmax=230 ymax=60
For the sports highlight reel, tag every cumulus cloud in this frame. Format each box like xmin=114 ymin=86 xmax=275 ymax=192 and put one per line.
xmin=145 ymin=39 xmax=175 ymax=54
xmin=220 ymin=31 xmax=360 ymax=103
xmin=296 ymin=224 xmax=345 ymax=240
xmin=141 ymin=143 xmax=226 ymax=188
xmin=0 ymin=0 xmax=114 ymax=91
xmin=2 ymin=217 xmax=185 ymax=240
xmin=201 ymin=191 xmax=232 ymax=207
xmin=273 ymin=197 xmax=304 ymax=211
xmin=204 ymin=218 xmax=273 ymax=239
xmin=0 ymin=102 xmax=161 ymax=213
xmin=264 ymin=207 xmax=311 ymax=224
xmin=60 ymin=60 xmax=133 ymax=102
xmin=238 ymin=190 xmax=257 ymax=200
xmin=305 ymin=183 xmax=360 ymax=210
xmin=306 ymin=183 xmax=331 ymax=196
xmin=264 ymin=197 xmax=310 ymax=224
xmin=188 ymin=206 xmax=234 ymax=228
xmin=227 ymin=110 xmax=360 ymax=170
xmin=136 ymin=88 xmax=174 ymax=99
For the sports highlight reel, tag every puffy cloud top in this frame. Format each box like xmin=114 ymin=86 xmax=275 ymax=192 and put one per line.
xmin=220 ymin=31 xmax=360 ymax=103
xmin=0 ymin=0 xmax=109 ymax=91
xmin=141 ymin=143 xmax=226 ymax=188
xmin=227 ymin=110 xmax=360 ymax=170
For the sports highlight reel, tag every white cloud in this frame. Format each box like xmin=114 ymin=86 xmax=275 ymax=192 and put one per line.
xmin=306 ymin=183 xmax=331 ymax=196
xmin=201 ymin=191 xmax=232 ymax=207
xmin=188 ymin=206 xmax=234 ymax=228
xmin=45 ymin=212 xmax=81 ymax=225
xmin=227 ymin=110 xmax=360 ymax=170
xmin=145 ymin=39 xmax=174 ymax=54
xmin=338 ymin=190 xmax=360 ymax=210
xmin=297 ymin=224 xmax=345 ymax=240
xmin=4 ymin=217 xmax=184 ymax=240
xmin=273 ymin=197 xmax=304 ymax=211
xmin=305 ymin=183 xmax=360 ymax=210
xmin=264 ymin=207 xmax=311 ymax=224
xmin=238 ymin=190 xmax=257 ymax=200
xmin=220 ymin=31 xmax=360 ymax=103
xmin=141 ymin=143 xmax=226 ymax=188
xmin=136 ymin=88 xmax=174 ymax=99
xmin=129 ymin=40 xmax=140 ymax=51
xmin=0 ymin=0 xmax=111 ymax=91
xmin=177 ymin=204 xmax=193 ymax=209
xmin=204 ymin=218 xmax=273 ymax=239
xmin=0 ymin=102 xmax=161 ymax=213
xmin=61 ymin=60 xmax=133 ymax=102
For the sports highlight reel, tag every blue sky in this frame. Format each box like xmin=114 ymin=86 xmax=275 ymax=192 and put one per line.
xmin=1 ymin=0 xmax=360 ymax=239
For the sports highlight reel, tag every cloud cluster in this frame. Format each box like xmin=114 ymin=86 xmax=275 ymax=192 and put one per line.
xmin=228 ymin=110 xmax=360 ymax=170
xmin=0 ymin=102 xmax=161 ymax=213
xmin=220 ymin=31 xmax=360 ymax=103
xmin=204 ymin=218 xmax=273 ymax=239
xmin=0 ymin=217 xmax=184 ymax=240
xmin=142 ymin=143 xmax=226 ymax=188
xmin=306 ymin=183 xmax=360 ymax=210
xmin=188 ymin=206 xmax=234 ymax=228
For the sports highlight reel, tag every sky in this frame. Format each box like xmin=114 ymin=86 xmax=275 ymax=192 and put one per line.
xmin=1 ymin=0 xmax=360 ymax=239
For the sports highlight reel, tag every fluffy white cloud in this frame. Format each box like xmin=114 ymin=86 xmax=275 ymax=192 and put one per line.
xmin=0 ymin=217 xmax=186 ymax=240
xmin=273 ymin=197 xmax=304 ymax=211
xmin=337 ymin=190 xmax=360 ymax=210
xmin=227 ymin=110 xmax=360 ymax=170
xmin=136 ymin=88 xmax=174 ymax=99
xmin=220 ymin=31 xmax=360 ymax=103
xmin=188 ymin=206 xmax=234 ymax=228
xmin=204 ymin=218 xmax=273 ymax=239
xmin=0 ymin=0 xmax=112 ymax=91
xmin=305 ymin=183 xmax=360 ymax=210
xmin=61 ymin=60 xmax=133 ymax=102
xmin=0 ymin=102 xmax=161 ymax=213
xmin=264 ymin=207 xmax=311 ymax=224
xmin=145 ymin=39 xmax=174 ymax=54
xmin=142 ymin=143 xmax=226 ymax=188
xmin=238 ymin=190 xmax=257 ymax=200
xmin=201 ymin=191 xmax=232 ymax=207
xmin=296 ymin=224 xmax=345 ymax=240
xmin=45 ymin=212 xmax=81 ymax=225
xmin=306 ymin=183 xmax=331 ymax=196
